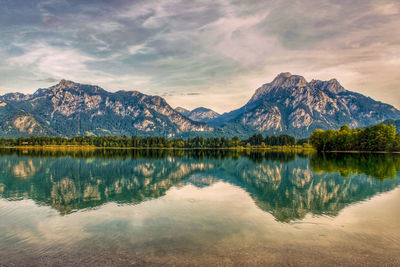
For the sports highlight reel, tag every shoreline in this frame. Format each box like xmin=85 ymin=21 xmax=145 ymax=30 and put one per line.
xmin=1 ymin=146 xmax=399 ymax=153
xmin=321 ymin=150 xmax=400 ymax=154
xmin=0 ymin=145 xmax=313 ymax=151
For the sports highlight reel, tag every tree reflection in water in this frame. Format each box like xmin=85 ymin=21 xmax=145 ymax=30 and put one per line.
xmin=0 ymin=149 xmax=399 ymax=222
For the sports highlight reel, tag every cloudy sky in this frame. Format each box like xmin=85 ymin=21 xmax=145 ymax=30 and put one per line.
xmin=0 ymin=0 xmax=399 ymax=113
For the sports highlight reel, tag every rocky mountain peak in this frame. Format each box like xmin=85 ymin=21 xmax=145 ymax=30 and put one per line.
xmin=1 ymin=92 xmax=29 ymax=102
xmin=57 ymin=79 xmax=78 ymax=88
xmin=46 ymin=79 xmax=80 ymax=94
xmin=41 ymin=80 xmax=109 ymax=96
xmin=276 ymin=72 xmax=292 ymax=78
xmin=249 ymin=73 xmax=308 ymax=103
xmin=309 ymin=78 xmax=346 ymax=95
xmin=271 ymin=72 xmax=307 ymax=88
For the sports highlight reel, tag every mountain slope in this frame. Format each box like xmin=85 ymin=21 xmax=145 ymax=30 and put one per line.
xmin=174 ymin=107 xmax=191 ymax=117
xmin=212 ymin=73 xmax=400 ymax=137
xmin=0 ymin=80 xmax=212 ymax=137
xmin=175 ymin=106 xmax=220 ymax=123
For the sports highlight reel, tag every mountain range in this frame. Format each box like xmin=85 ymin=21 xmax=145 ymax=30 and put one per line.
xmin=0 ymin=72 xmax=399 ymax=138
xmin=0 ymin=80 xmax=211 ymax=137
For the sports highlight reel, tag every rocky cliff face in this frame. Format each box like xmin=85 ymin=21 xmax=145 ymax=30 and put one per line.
xmin=175 ymin=107 xmax=220 ymax=123
xmin=212 ymin=73 xmax=400 ymax=137
xmin=0 ymin=80 xmax=212 ymax=137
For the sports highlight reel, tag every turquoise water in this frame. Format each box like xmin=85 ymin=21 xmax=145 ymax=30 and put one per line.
xmin=0 ymin=149 xmax=399 ymax=266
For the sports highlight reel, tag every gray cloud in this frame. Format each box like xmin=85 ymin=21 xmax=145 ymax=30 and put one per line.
xmin=186 ymin=92 xmax=202 ymax=96
xmin=258 ymin=0 xmax=398 ymax=49
xmin=36 ymin=77 xmax=59 ymax=83
xmin=0 ymin=0 xmax=399 ymax=112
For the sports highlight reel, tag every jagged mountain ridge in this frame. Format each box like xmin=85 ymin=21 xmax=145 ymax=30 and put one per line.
xmin=0 ymin=74 xmax=399 ymax=138
xmin=0 ymin=80 xmax=212 ymax=137
xmin=211 ymin=72 xmax=400 ymax=137
xmin=175 ymin=106 xmax=220 ymax=123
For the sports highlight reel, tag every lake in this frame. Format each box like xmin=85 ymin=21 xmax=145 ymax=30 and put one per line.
xmin=0 ymin=149 xmax=399 ymax=266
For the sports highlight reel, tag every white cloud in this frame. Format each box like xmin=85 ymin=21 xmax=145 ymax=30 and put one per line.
xmin=6 ymin=43 xmax=151 ymax=92
xmin=8 ymin=44 xmax=94 ymax=79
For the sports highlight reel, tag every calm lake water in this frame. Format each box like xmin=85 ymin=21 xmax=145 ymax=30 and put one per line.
xmin=0 ymin=149 xmax=399 ymax=266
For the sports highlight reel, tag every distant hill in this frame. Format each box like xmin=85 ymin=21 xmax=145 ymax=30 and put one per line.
xmin=175 ymin=106 xmax=220 ymax=123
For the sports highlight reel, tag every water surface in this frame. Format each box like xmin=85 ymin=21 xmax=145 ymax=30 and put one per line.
xmin=0 ymin=149 xmax=399 ymax=266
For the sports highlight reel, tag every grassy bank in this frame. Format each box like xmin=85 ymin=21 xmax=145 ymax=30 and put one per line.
xmin=1 ymin=144 xmax=314 ymax=151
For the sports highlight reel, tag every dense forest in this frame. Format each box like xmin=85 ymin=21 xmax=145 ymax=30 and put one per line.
xmin=310 ymin=123 xmax=400 ymax=152
xmin=0 ymin=133 xmax=304 ymax=148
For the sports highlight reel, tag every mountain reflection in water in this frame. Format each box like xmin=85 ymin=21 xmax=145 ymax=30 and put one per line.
xmin=0 ymin=149 xmax=399 ymax=222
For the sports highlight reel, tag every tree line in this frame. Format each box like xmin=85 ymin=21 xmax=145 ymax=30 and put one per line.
xmin=0 ymin=134 xmax=306 ymax=148
xmin=310 ymin=123 xmax=400 ymax=152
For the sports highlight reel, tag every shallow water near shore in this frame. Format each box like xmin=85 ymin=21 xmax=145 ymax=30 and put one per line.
xmin=0 ymin=149 xmax=399 ymax=266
